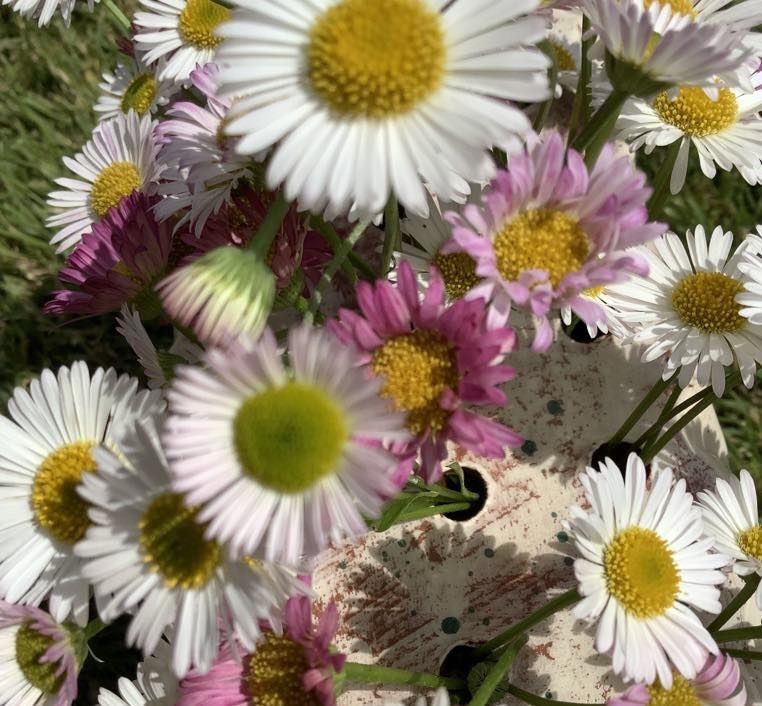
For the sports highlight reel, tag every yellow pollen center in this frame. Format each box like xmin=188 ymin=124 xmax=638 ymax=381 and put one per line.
xmin=671 ymin=271 xmax=745 ymax=333
xmin=643 ymin=0 xmax=697 ymax=18
xmin=372 ymin=329 xmax=458 ymax=435
xmin=120 ymin=73 xmax=157 ymax=115
xmin=432 ymin=251 xmax=480 ymax=299
xmin=493 ymin=208 xmax=591 ymax=287
xmin=603 ymin=527 xmax=679 ymax=618
xmin=178 ymin=0 xmax=230 ymax=50
xmin=245 ymin=633 xmax=319 ymax=706
xmin=139 ymin=493 xmax=222 ymax=589
xmin=31 ymin=441 xmax=96 ymax=545
xmin=584 ymin=285 xmax=605 ymax=298
xmin=549 ymin=41 xmax=576 ymax=72
xmin=738 ymin=525 xmax=762 ymax=562
xmin=90 ymin=161 xmax=141 ymax=218
xmin=647 ymin=676 xmax=701 ymax=706
xmin=307 ymin=0 xmax=446 ymax=118
xmin=653 ymin=87 xmax=738 ymax=137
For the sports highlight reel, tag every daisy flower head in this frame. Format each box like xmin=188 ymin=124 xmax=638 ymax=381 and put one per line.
xmin=134 ymin=0 xmax=230 ymax=82
xmin=444 ymin=129 xmax=664 ymax=352
xmin=603 ymin=225 xmax=762 ymax=396
xmin=46 ymin=111 xmax=162 ymax=252
xmin=177 ymin=595 xmax=345 ymax=706
xmin=609 ymin=652 xmax=748 ymax=706
xmin=2 ymin=0 xmax=97 ymax=26
xmin=0 ymin=362 xmax=163 ymax=626
xmin=617 ymin=70 xmax=762 ymax=194
xmin=697 ymin=469 xmax=762 ymax=608
xmin=216 ymin=0 xmax=552 ymax=220
xmin=329 ymin=259 xmax=521 ymax=483
xmin=565 ymin=453 xmax=727 ymax=687
xmin=582 ymin=0 xmax=747 ymax=94
xmin=76 ymin=417 xmax=307 ymax=677
xmin=155 ymin=63 xmax=253 ymax=234
xmin=164 ymin=323 xmax=409 ymax=565
xmin=0 ymin=602 xmax=82 ymax=706
xmin=95 ymin=56 xmax=176 ymax=122
xmin=44 ymin=192 xmax=172 ymax=318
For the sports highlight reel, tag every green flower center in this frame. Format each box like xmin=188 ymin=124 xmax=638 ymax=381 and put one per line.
xmin=90 ymin=161 xmax=140 ymax=218
xmin=139 ymin=493 xmax=222 ymax=589
xmin=307 ymin=0 xmax=446 ymax=118
xmin=178 ymin=0 xmax=230 ymax=50
xmin=15 ymin=623 xmax=63 ymax=694
xmin=233 ymin=382 xmax=349 ymax=494
xmin=120 ymin=73 xmax=157 ymax=115
xmin=671 ymin=271 xmax=745 ymax=333
xmin=653 ymin=86 xmax=738 ymax=137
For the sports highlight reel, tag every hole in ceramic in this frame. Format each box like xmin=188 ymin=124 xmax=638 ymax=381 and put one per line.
xmin=590 ymin=441 xmax=640 ymax=473
xmin=438 ymin=643 xmax=480 ymax=689
xmin=443 ymin=467 xmax=488 ymax=521
xmin=563 ymin=317 xmax=608 ymax=344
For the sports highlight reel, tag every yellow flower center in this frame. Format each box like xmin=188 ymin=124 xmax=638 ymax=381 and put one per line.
xmin=372 ymin=329 xmax=458 ymax=435
xmin=15 ymin=623 xmax=63 ymax=695
xmin=493 ymin=208 xmax=591 ymax=287
xmin=233 ymin=382 xmax=349 ymax=494
xmin=671 ymin=271 xmax=745 ymax=333
xmin=90 ymin=161 xmax=141 ymax=218
xmin=432 ymin=251 xmax=480 ymax=299
xmin=139 ymin=493 xmax=222 ymax=589
xmin=548 ymin=41 xmax=576 ymax=72
xmin=647 ymin=676 xmax=701 ymax=706
xmin=643 ymin=0 xmax=697 ymax=18
xmin=31 ymin=441 xmax=96 ymax=545
xmin=245 ymin=633 xmax=320 ymax=706
xmin=307 ymin=0 xmax=446 ymax=118
xmin=120 ymin=73 xmax=157 ymax=115
xmin=178 ymin=0 xmax=230 ymax=50
xmin=738 ymin=525 xmax=762 ymax=561
xmin=653 ymin=87 xmax=738 ymax=137
xmin=603 ymin=526 xmax=680 ymax=618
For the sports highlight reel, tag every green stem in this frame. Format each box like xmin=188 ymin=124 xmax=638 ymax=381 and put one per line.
xmin=646 ymin=140 xmax=682 ymax=219
xmin=308 ymin=217 xmax=357 ymax=283
xmin=568 ymin=15 xmax=592 ymax=143
xmin=468 ymin=639 xmax=523 ymax=706
xmin=714 ymin=625 xmax=762 ymax=643
xmin=82 ymin=618 xmax=107 ymax=641
xmin=341 ymin=662 xmax=465 ymax=690
xmin=532 ymin=41 xmax=558 ymax=133
xmin=571 ymin=90 xmax=628 ymax=168
xmin=508 ymin=685 xmax=602 ymax=706
xmin=708 ymin=575 xmax=762 ymax=633
xmin=396 ymin=502 xmax=472 ymax=523
xmin=102 ymin=0 xmax=131 ymax=32
xmin=380 ymin=195 xmax=400 ymax=276
xmin=631 ymin=385 xmax=682 ymax=450
xmin=249 ymin=194 xmax=290 ymax=259
xmin=474 ymin=589 xmax=581 ymax=657
xmin=607 ymin=374 xmax=674 ymax=447
xmin=307 ymin=219 xmax=370 ymax=319
xmin=722 ymin=648 xmax=762 ymax=661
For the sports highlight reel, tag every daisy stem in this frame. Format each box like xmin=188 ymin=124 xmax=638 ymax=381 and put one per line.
xmin=473 ymin=588 xmax=581 ymax=658
xmin=341 ymin=662 xmax=465 ymax=690
xmin=102 ymin=0 xmax=131 ymax=32
xmin=646 ymin=140 xmax=682 ymax=219
xmin=381 ymin=195 xmax=401 ymax=276
xmin=468 ymin=637 xmax=524 ymax=706
xmin=82 ymin=617 xmax=107 ymax=641
xmin=396 ymin=502 xmax=472 ymax=522
xmin=721 ymin=648 xmax=762 ymax=661
xmin=532 ymin=41 xmax=559 ymax=133
xmin=713 ymin=625 xmax=762 ymax=643
xmin=248 ymin=193 xmax=290 ymax=260
xmin=568 ymin=15 xmax=593 ymax=143
xmin=508 ymin=685 xmax=602 ymax=706
xmin=607 ymin=374 xmax=674 ymax=447
xmin=631 ymin=385 xmax=682 ymax=449
xmin=571 ymin=89 xmax=629 ymax=168
xmin=707 ymin=574 xmax=762 ymax=633
xmin=309 ymin=216 xmax=376 ymax=281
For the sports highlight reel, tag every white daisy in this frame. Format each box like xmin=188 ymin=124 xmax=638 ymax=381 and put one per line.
xmin=76 ymin=417 xmax=307 ymax=677
xmin=1 ymin=0 xmax=97 ymax=26
xmin=217 ymin=0 xmax=551 ymax=219
xmin=565 ymin=453 xmax=727 ymax=687
xmin=0 ymin=362 xmax=163 ymax=626
xmin=95 ymin=58 xmax=176 ymax=122
xmin=697 ymin=469 xmax=762 ymax=608
xmin=603 ymin=225 xmax=762 ymax=396
xmin=582 ymin=0 xmax=747 ymax=91
xmin=164 ymin=323 xmax=409 ymax=566
xmin=46 ymin=111 xmax=162 ymax=252
xmin=134 ymin=0 xmax=230 ymax=82
xmin=737 ymin=228 xmax=762 ymax=325
xmin=617 ymin=72 xmax=762 ymax=194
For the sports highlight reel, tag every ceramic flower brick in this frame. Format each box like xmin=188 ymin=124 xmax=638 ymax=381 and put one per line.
xmin=8 ymin=0 xmax=762 ymax=704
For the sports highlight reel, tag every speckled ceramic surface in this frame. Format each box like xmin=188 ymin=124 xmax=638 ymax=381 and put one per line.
xmin=311 ymin=328 xmax=757 ymax=706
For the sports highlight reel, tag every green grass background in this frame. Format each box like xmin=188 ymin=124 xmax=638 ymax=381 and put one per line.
xmin=0 ymin=5 xmax=760 ymax=478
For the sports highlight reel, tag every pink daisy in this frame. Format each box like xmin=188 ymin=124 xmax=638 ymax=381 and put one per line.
xmin=44 ymin=192 xmax=172 ymax=318
xmin=609 ymin=653 xmax=747 ymax=706
xmin=328 ymin=259 xmax=521 ymax=483
xmin=444 ymin=130 xmax=665 ymax=352
xmin=177 ymin=595 xmax=345 ymax=706
xmin=0 ymin=602 xmax=80 ymax=706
